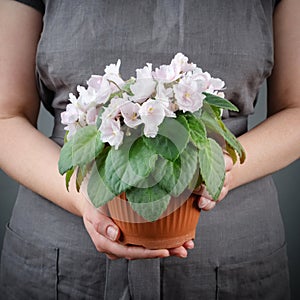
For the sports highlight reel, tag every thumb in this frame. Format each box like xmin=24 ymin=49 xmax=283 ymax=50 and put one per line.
xmin=86 ymin=206 xmax=120 ymax=242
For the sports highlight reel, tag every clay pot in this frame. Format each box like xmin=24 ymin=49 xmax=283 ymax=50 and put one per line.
xmin=107 ymin=193 xmax=201 ymax=249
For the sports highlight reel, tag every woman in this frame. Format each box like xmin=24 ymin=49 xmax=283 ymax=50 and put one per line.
xmin=0 ymin=0 xmax=299 ymax=299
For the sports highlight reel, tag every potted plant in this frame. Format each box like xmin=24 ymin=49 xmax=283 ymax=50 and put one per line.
xmin=58 ymin=53 xmax=245 ymax=249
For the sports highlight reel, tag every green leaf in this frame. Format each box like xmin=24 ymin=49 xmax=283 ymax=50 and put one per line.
xmin=184 ymin=113 xmax=207 ymax=148
xmin=218 ymin=121 xmax=246 ymax=164
xmin=203 ymin=92 xmax=239 ymax=112
xmin=65 ymin=168 xmax=75 ymax=192
xmin=143 ymin=116 xmax=189 ymax=161
xmin=198 ymin=138 xmax=225 ymax=200
xmin=157 ymin=143 xmax=199 ymax=197
xmin=126 ymin=185 xmax=171 ymax=221
xmin=225 ymin=141 xmax=238 ymax=165
xmin=87 ymin=149 xmax=116 ymax=208
xmin=201 ymin=103 xmax=246 ymax=163
xmin=76 ymin=164 xmax=91 ymax=192
xmin=58 ymin=126 xmax=104 ymax=175
xmin=129 ymin=137 xmax=157 ymax=177
xmin=104 ymin=135 xmax=147 ymax=195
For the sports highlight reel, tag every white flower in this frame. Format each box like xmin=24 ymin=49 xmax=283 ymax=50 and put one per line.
xmin=63 ymin=123 xmax=81 ymax=140
xmin=61 ymin=53 xmax=227 ymax=143
xmin=100 ymin=118 xmax=124 ymax=149
xmin=130 ymin=63 xmax=156 ymax=103
xmin=104 ymin=59 xmax=125 ymax=91
xmin=142 ymin=123 xmax=160 ymax=139
xmin=155 ymin=83 xmax=176 ymax=117
xmin=120 ymin=101 xmax=143 ymax=128
xmin=101 ymin=97 xmax=127 ymax=121
xmin=61 ymin=103 xmax=79 ymax=125
xmin=171 ymin=53 xmax=196 ymax=73
xmin=75 ymin=85 xmax=99 ymax=111
xmin=152 ymin=64 xmax=180 ymax=83
xmin=152 ymin=53 xmax=196 ymax=83
xmin=140 ymin=100 xmax=166 ymax=137
xmin=87 ymin=75 xmax=111 ymax=105
xmin=86 ymin=107 xmax=99 ymax=125
xmin=191 ymin=68 xmax=225 ymax=93
xmin=173 ymin=76 xmax=205 ymax=113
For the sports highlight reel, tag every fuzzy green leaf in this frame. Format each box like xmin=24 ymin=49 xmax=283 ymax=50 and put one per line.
xmin=156 ymin=143 xmax=199 ymax=197
xmin=87 ymin=149 xmax=116 ymax=208
xmin=76 ymin=164 xmax=91 ymax=192
xmin=143 ymin=116 xmax=189 ymax=161
xmin=58 ymin=126 xmax=104 ymax=175
xmin=65 ymin=168 xmax=75 ymax=192
xmin=126 ymin=185 xmax=171 ymax=221
xmin=203 ymin=92 xmax=239 ymax=112
xmin=201 ymin=103 xmax=246 ymax=163
xmin=218 ymin=120 xmax=246 ymax=163
xmin=184 ymin=113 xmax=207 ymax=148
xmin=129 ymin=137 xmax=157 ymax=177
xmin=104 ymin=135 xmax=147 ymax=195
xmin=225 ymin=142 xmax=238 ymax=165
xmin=198 ymin=138 xmax=225 ymax=200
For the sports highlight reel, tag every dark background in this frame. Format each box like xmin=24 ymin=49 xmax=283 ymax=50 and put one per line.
xmin=0 ymin=83 xmax=299 ymax=299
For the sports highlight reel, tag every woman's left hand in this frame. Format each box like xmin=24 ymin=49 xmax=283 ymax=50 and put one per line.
xmin=193 ymin=153 xmax=234 ymax=211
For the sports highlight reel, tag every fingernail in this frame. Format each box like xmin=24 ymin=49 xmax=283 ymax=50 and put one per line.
xmin=186 ymin=242 xmax=194 ymax=250
xmin=106 ymin=226 xmax=118 ymax=241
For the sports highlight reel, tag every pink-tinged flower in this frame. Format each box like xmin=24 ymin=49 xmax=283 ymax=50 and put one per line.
xmin=152 ymin=64 xmax=180 ymax=83
xmin=87 ymin=75 xmax=111 ymax=105
xmin=216 ymin=91 xmax=225 ymax=98
xmin=101 ymin=97 xmax=127 ymax=121
xmin=100 ymin=118 xmax=124 ymax=149
xmin=140 ymin=100 xmax=166 ymax=137
xmin=120 ymin=102 xmax=143 ymax=128
xmin=130 ymin=63 xmax=156 ymax=103
xmin=143 ymin=123 xmax=160 ymax=139
xmin=64 ymin=123 xmax=81 ymax=140
xmin=191 ymin=68 xmax=225 ymax=93
xmin=61 ymin=103 xmax=79 ymax=125
xmin=155 ymin=83 xmax=176 ymax=117
xmin=173 ymin=77 xmax=205 ymax=113
xmin=104 ymin=59 xmax=124 ymax=91
xmin=86 ymin=107 xmax=99 ymax=125
xmin=170 ymin=53 xmax=196 ymax=73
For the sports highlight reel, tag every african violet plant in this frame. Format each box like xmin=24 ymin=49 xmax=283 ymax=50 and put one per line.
xmin=58 ymin=53 xmax=245 ymax=221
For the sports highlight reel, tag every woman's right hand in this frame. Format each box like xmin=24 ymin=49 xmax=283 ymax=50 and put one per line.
xmin=80 ymin=199 xmax=195 ymax=260
xmin=80 ymin=199 xmax=172 ymax=260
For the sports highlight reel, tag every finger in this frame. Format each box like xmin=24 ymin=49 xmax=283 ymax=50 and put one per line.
xmin=106 ymin=241 xmax=170 ymax=260
xmin=85 ymin=219 xmax=170 ymax=259
xmin=199 ymin=187 xmax=212 ymax=199
xmin=182 ymin=240 xmax=194 ymax=250
xmin=224 ymin=153 xmax=233 ymax=171
xmin=85 ymin=207 xmax=120 ymax=242
xmin=198 ymin=197 xmax=216 ymax=211
xmin=106 ymin=253 xmax=119 ymax=260
xmin=168 ymin=246 xmax=188 ymax=258
xmin=193 ymin=184 xmax=205 ymax=196
xmin=223 ymin=170 xmax=232 ymax=188
xmin=217 ymin=185 xmax=229 ymax=202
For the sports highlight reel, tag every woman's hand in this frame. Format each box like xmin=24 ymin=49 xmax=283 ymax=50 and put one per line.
xmin=193 ymin=153 xmax=234 ymax=211
xmin=81 ymin=199 xmax=194 ymax=260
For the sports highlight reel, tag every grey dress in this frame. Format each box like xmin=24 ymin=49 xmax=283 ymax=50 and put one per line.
xmin=0 ymin=0 xmax=290 ymax=299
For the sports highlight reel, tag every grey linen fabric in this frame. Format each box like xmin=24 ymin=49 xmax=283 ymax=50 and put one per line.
xmin=0 ymin=1 xmax=289 ymax=299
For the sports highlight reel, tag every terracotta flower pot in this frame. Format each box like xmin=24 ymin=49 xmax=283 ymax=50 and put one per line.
xmin=107 ymin=193 xmax=201 ymax=249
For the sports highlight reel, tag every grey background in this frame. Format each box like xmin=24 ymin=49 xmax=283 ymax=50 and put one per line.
xmin=0 ymin=83 xmax=299 ymax=299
